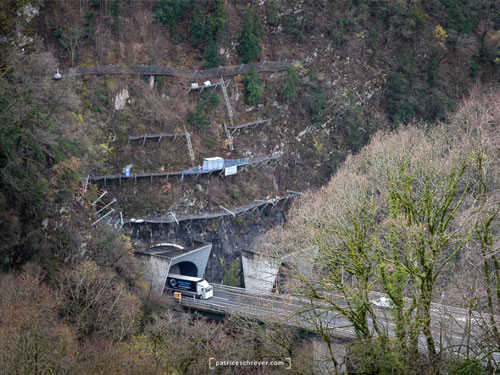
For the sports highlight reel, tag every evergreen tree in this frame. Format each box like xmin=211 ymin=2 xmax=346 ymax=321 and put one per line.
xmin=306 ymin=69 xmax=327 ymax=126
xmin=222 ymin=259 xmax=241 ymax=287
xmin=189 ymin=1 xmax=206 ymax=47
xmin=237 ymin=6 xmax=263 ymax=63
xmin=242 ymin=66 xmax=263 ymax=106
xmin=189 ymin=0 xmax=226 ymax=67
xmin=267 ymin=0 xmax=279 ymax=27
xmin=204 ymin=39 xmax=221 ymax=68
xmin=154 ymin=0 xmax=188 ymax=34
xmin=281 ymin=67 xmax=299 ymax=101
xmin=207 ymin=0 xmax=226 ymax=41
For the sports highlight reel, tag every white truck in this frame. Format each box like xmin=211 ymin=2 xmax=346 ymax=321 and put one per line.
xmin=166 ymin=274 xmax=214 ymax=299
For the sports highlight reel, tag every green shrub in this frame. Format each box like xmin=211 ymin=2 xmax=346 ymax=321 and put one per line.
xmin=154 ymin=0 xmax=188 ymax=35
xmin=189 ymin=1 xmax=207 ymax=47
xmin=187 ymin=109 xmax=209 ymax=131
xmin=423 ymin=57 xmax=442 ymax=88
xmin=237 ymin=6 xmax=263 ymax=63
xmin=308 ymin=85 xmax=326 ymax=126
xmin=339 ymin=89 xmax=369 ymax=153
xmin=222 ymin=258 xmax=241 ymax=287
xmin=367 ymin=23 xmax=383 ymax=59
xmin=344 ymin=108 xmax=365 ymax=153
xmin=283 ymin=14 xmax=303 ymax=41
xmin=410 ymin=8 xmax=429 ymax=30
xmin=242 ymin=66 xmax=263 ymax=106
xmin=469 ymin=55 xmax=480 ymax=78
xmin=267 ymin=0 xmax=279 ymax=26
xmin=189 ymin=0 xmax=226 ymax=68
xmin=440 ymin=0 xmax=472 ymax=34
xmin=204 ymin=136 xmax=217 ymax=150
xmin=387 ymin=71 xmax=415 ymax=125
xmin=229 ymin=185 xmax=240 ymax=200
xmin=282 ymin=12 xmax=312 ymax=42
xmin=387 ymin=51 xmax=416 ymax=124
xmin=387 ymin=51 xmax=451 ymax=125
xmin=281 ymin=67 xmax=299 ymax=101
xmin=83 ymin=10 xmax=97 ymax=40
xmin=207 ymin=0 xmax=226 ymax=41
xmin=305 ymin=69 xmax=326 ymax=126
xmin=199 ymin=90 xmax=220 ymax=112
xmin=203 ymin=39 xmax=221 ymax=68
xmin=187 ymin=91 xmax=220 ymax=131
xmin=329 ymin=17 xmax=351 ymax=45
xmin=351 ymin=338 xmax=410 ymax=375
xmin=448 ymin=358 xmax=487 ymax=375
xmin=479 ymin=37 xmax=500 ymax=66
xmin=88 ymin=87 xmax=108 ymax=113
xmin=110 ymin=0 xmax=121 ymax=34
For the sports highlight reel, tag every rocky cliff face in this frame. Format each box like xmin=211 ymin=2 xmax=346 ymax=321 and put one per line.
xmin=24 ymin=0 xmax=498 ymax=282
xmin=126 ymin=200 xmax=290 ymax=283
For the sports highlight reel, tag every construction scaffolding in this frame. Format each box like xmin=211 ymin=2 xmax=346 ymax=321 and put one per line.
xmin=219 ymin=77 xmax=235 ymax=151
xmin=181 ymin=158 xmax=248 ymax=175
xmin=187 ymin=74 xmax=272 ymax=152
xmin=79 ymin=58 xmax=304 ymax=233
xmin=66 ymin=59 xmax=304 ymax=79
xmin=127 ymin=130 xmax=195 ymax=164
xmin=223 ymin=122 xmax=234 ymax=151
xmin=127 ymin=132 xmax=188 ymax=145
xmin=186 ymin=79 xmax=230 ymax=93
xmin=88 ymin=154 xmax=282 ymax=186
xmin=85 ymin=183 xmax=124 ymax=230
xmin=227 ymin=119 xmax=271 ymax=137
xmin=89 ymin=171 xmax=181 ymax=186
xmin=124 ymin=191 xmax=302 ymax=226
xmin=219 ymin=77 xmax=234 ymax=120
xmin=183 ymin=123 xmax=195 ymax=164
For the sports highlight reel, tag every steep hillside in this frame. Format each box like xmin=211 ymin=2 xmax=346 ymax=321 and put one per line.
xmin=31 ymin=0 xmax=499 ymax=218
xmin=1 ymin=0 xmax=498 ymax=282
xmin=260 ymin=87 xmax=500 ymax=373
xmin=1 ymin=2 xmax=500 ymax=372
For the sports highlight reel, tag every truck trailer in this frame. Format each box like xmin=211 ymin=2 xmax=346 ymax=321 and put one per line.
xmin=166 ymin=274 xmax=214 ymax=299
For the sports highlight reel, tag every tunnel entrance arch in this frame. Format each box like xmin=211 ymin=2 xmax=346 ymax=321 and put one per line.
xmin=170 ymin=261 xmax=198 ymax=277
xmin=135 ymin=241 xmax=213 ymax=295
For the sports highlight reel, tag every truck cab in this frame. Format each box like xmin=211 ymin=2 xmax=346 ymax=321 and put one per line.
xmin=197 ymin=279 xmax=213 ymax=299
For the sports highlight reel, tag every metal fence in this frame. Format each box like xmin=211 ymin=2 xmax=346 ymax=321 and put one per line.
xmin=124 ymin=191 xmax=301 ymax=225
xmin=66 ymin=59 xmax=305 ymax=79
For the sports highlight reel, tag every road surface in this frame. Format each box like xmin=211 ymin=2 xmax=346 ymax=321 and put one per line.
xmin=167 ymin=284 xmax=500 ymax=364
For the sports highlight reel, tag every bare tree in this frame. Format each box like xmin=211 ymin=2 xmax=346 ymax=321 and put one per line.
xmin=57 ymin=260 xmax=142 ymax=341
xmin=54 ymin=24 xmax=84 ymax=66
xmin=261 ymin=88 xmax=500 ymax=373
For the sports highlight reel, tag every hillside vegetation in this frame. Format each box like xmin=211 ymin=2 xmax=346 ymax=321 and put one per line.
xmin=28 ymin=0 xmax=500 ymax=217
xmin=262 ymin=88 xmax=500 ymax=373
xmin=0 ymin=0 xmax=499 ymax=373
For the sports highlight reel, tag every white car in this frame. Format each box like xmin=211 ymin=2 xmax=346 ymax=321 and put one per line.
xmin=372 ymin=296 xmax=393 ymax=308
